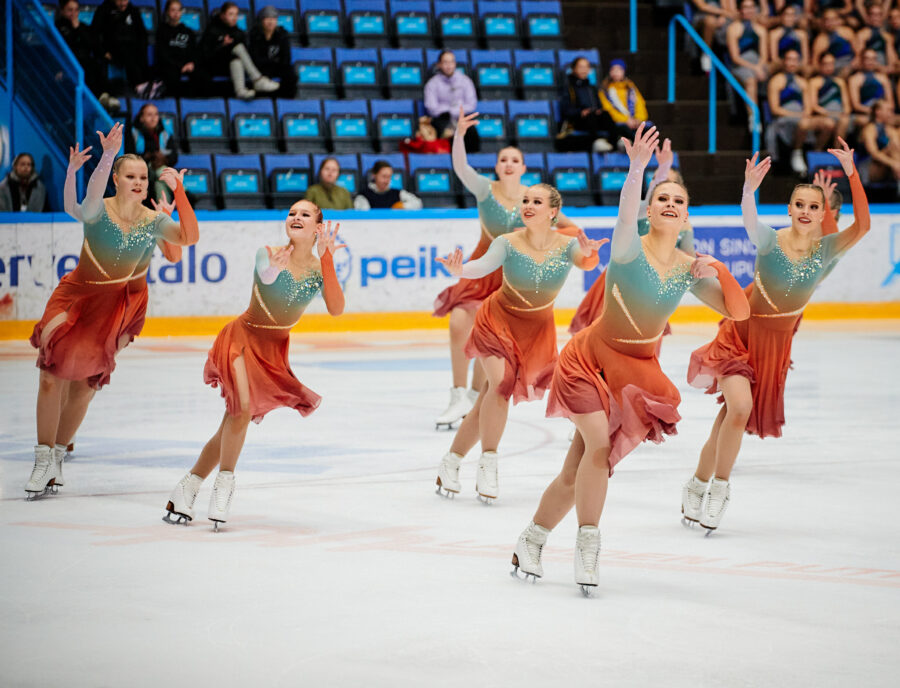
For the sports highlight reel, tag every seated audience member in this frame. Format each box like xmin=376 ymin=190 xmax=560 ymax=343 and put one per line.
xmin=598 ymin=58 xmax=649 ymax=147
xmin=305 ymin=157 xmax=353 ymax=210
xmin=848 ymin=47 xmax=893 ymax=127
xmin=855 ymin=1 xmax=897 ymax=70
xmin=200 ymin=2 xmax=279 ymax=99
xmin=692 ymin=0 xmax=737 ymax=71
xmin=354 ymin=161 xmax=423 ymax=210
xmin=812 ymin=8 xmax=857 ymax=78
xmin=860 ymin=99 xmax=900 ymax=194
xmin=808 ymin=52 xmax=852 ymax=143
xmin=249 ymin=6 xmax=297 ymax=99
xmin=0 ymin=154 xmax=50 ymax=212
xmin=423 ymin=50 xmax=480 ymax=152
xmin=156 ymin=0 xmax=204 ymax=97
xmin=557 ymin=56 xmax=614 ymax=153
xmin=769 ymin=5 xmax=810 ymax=73
xmin=126 ymin=103 xmax=180 ymax=203
xmin=55 ymin=0 xmax=114 ymax=107
xmin=727 ymin=0 xmax=770 ymax=124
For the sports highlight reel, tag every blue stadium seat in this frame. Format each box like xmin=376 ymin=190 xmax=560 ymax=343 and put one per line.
xmin=470 ymin=49 xmax=515 ymax=101
xmin=313 ymin=153 xmax=361 ymax=195
xmin=557 ymin=49 xmax=600 ymax=86
xmin=228 ymin=99 xmax=278 ymax=153
xmin=215 ymin=154 xmax=265 ymax=209
xmin=131 ymin=0 xmax=158 ymax=38
xmin=129 ymin=98 xmax=180 ymax=137
xmin=266 ymin=0 xmax=300 ymax=43
xmin=369 ymin=99 xmax=416 ymax=152
xmin=324 ymin=100 xmax=374 ymax=153
xmin=345 ymin=0 xmax=388 ymax=48
xmin=515 ymin=49 xmax=557 ymax=101
xmin=434 ymin=1 xmax=477 ymax=49
xmin=521 ymin=1 xmax=564 ymax=49
xmin=478 ymin=1 xmax=520 ymax=50
xmin=177 ymin=154 xmax=216 ymax=209
xmin=806 ymin=151 xmax=851 ymax=197
xmin=426 ymin=48 xmax=470 ymax=76
xmin=264 ymin=153 xmax=313 ymax=207
xmin=179 ymin=0 xmax=207 ymax=33
xmin=381 ymin=48 xmax=426 ymax=99
xmin=508 ymin=100 xmax=555 ymax=152
xmin=301 ymin=0 xmax=344 ymax=47
xmin=276 ymin=99 xmax=326 ymax=153
xmin=407 ymin=153 xmax=458 ymax=207
xmin=360 ymin=152 xmax=408 ymax=190
xmin=390 ymin=0 xmax=434 ymax=48
xmin=231 ymin=0 xmax=252 ymax=31
xmin=180 ymin=98 xmax=229 ymax=153
xmin=593 ymin=152 xmax=629 ymax=206
xmin=547 ymin=152 xmax=593 ymax=206
xmin=521 ymin=152 xmax=547 ymax=187
xmin=461 ymin=152 xmax=544 ymax=207
xmin=474 ymin=100 xmax=508 ymax=153
xmin=335 ymin=48 xmax=381 ymax=99
xmin=291 ymin=47 xmax=337 ymax=99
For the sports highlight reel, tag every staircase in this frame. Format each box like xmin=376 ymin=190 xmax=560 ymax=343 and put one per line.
xmin=562 ymin=0 xmax=796 ymax=205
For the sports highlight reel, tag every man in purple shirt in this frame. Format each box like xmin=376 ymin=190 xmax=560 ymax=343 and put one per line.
xmin=424 ymin=50 xmax=481 ymax=152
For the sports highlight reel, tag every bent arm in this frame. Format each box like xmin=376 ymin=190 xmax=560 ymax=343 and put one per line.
xmin=81 ymin=148 xmax=116 ymax=222
xmin=459 ymin=236 xmax=508 ymax=278
xmin=610 ymin=160 xmax=645 ymax=262
xmin=690 ymin=261 xmax=751 ymax=319
xmin=741 ymin=185 xmax=776 ymax=252
xmin=452 ymin=131 xmax=490 ymax=201
xmin=831 ymin=162 xmax=871 ymax=254
xmin=63 ymin=166 xmax=83 ymax=222
xmin=158 ymin=181 xmax=200 ymax=245
xmin=320 ymin=251 xmax=345 ymax=316
xmin=255 ymin=247 xmax=281 ymax=285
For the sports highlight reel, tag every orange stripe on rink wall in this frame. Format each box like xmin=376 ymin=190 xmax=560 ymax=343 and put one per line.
xmin=1 ymin=302 xmax=899 ymax=339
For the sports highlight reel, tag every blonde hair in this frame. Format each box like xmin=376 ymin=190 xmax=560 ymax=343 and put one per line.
xmin=790 ymin=183 xmax=825 ymax=204
xmin=650 ymin=179 xmax=690 ymax=205
xmin=528 ymin=183 xmax=562 ymax=223
xmin=112 ymin=154 xmax=147 ymax=175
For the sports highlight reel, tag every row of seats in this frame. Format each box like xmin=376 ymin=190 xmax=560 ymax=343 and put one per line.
xmin=125 ymin=96 xmax=587 ymax=154
xmin=52 ymin=0 xmax=563 ymax=50
xmin=177 ymin=151 xmax=682 ymax=209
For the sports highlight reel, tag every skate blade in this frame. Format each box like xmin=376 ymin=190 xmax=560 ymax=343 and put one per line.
xmin=435 ymin=421 xmax=458 ymax=431
xmin=579 ymin=584 xmax=597 ymax=598
xmin=681 ymin=517 xmax=698 ymax=528
xmin=702 ymin=525 xmax=716 ymax=537
xmin=162 ymin=507 xmax=191 ymax=526
xmin=210 ymin=520 xmax=225 ymax=532
xmin=434 ymin=478 xmax=458 ymax=499
xmin=509 ymin=554 xmax=539 ymax=583
xmin=477 ymin=493 xmax=496 ymax=505
xmin=24 ymin=486 xmax=56 ymax=501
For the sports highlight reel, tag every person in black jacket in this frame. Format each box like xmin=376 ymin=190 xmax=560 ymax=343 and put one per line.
xmin=55 ymin=0 xmax=110 ymax=101
xmin=90 ymin=0 xmax=158 ymax=96
xmin=200 ymin=2 xmax=279 ymax=99
xmin=557 ymin=57 xmax=615 ymax=153
xmin=0 ymin=154 xmax=50 ymax=212
xmin=126 ymin=103 xmax=180 ymax=203
xmin=248 ymin=6 xmax=297 ymax=98
xmin=156 ymin=0 xmax=206 ymax=97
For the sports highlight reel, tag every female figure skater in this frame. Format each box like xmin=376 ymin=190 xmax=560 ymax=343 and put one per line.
xmin=433 ymin=107 xmax=584 ymax=429
xmin=26 ymin=124 xmax=199 ymax=499
xmin=681 ymin=139 xmax=869 ymax=533
xmin=569 ymin=138 xmax=695 ymax=335
xmin=164 ymin=200 xmax=345 ymax=529
xmin=433 ymin=184 xmax=604 ymax=502
xmin=511 ymin=124 xmax=750 ymax=594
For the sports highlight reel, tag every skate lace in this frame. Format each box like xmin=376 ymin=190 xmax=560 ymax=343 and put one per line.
xmin=214 ymin=479 xmax=233 ymax=510
xmin=29 ymin=456 xmax=51 ymax=481
xmin=578 ymin=532 xmax=600 ymax=573
xmin=707 ymin=486 xmax=728 ymax=516
xmin=525 ymin=535 xmax=544 ymax=564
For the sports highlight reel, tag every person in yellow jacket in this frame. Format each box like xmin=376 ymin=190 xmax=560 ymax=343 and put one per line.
xmin=598 ymin=59 xmax=650 ymax=149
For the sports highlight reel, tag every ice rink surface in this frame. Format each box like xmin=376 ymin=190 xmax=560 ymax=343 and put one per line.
xmin=1 ymin=323 xmax=899 ymax=687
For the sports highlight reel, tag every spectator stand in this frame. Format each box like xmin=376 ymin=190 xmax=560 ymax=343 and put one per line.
xmin=277 ymin=99 xmax=326 ymax=153
xmin=264 ymin=153 xmax=313 ymax=207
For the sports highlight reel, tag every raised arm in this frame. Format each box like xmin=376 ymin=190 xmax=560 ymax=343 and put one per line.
xmin=149 ymin=197 xmax=183 ymax=262
xmin=452 ymin=108 xmax=491 ymax=201
xmin=156 ymin=168 xmax=200 ymax=246
xmin=63 ymin=143 xmax=94 ymax=221
xmin=82 ymin=123 xmax=124 ymax=222
xmin=689 ymin=254 xmax=751 ymax=320
xmin=316 ymin=221 xmax=346 ymax=316
xmin=813 ymin=169 xmax=839 ymax=236
xmin=826 ymin=137 xmax=871 ymax=254
xmin=741 ymin=153 xmax=777 ymax=252
xmin=437 ymin=236 xmax=508 ymax=279
xmin=640 ymin=138 xmax=673 ymax=216
xmin=610 ymin=123 xmax=659 ymax=262
xmin=256 ymin=246 xmax=288 ymax=285
xmin=554 ymin=225 xmax=604 ymax=270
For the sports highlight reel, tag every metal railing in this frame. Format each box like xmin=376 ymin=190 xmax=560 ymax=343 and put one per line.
xmin=630 ymin=0 xmax=637 ymax=53
xmin=667 ymin=14 xmax=760 ymax=154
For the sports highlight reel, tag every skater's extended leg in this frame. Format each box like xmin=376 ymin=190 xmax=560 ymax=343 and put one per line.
xmin=694 ymin=404 xmax=726 ymax=482
xmin=477 ymin=355 xmax=509 ymax=452
xmin=572 ymin=411 xmax=611 ymax=527
xmin=55 ymin=379 xmax=95 ymax=447
xmin=218 ymin=354 xmax=252 ymax=473
xmin=532 ymin=429 xmax=584 ymax=530
xmin=448 ymin=307 xmax=475 ymax=388
xmin=699 ymin=374 xmax=751 ymax=481
xmin=449 ymin=383 xmax=485 ymax=456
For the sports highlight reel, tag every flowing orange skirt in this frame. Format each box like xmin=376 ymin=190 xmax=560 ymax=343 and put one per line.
xmin=687 ymin=312 xmax=800 ymax=439
xmin=464 ymin=290 xmax=558 ymax=404
xmin=433 ymin=235 xmax=503 ymax=317
xmin=546 ymin=326 xmax=682 ymax=474
xmin=203 ymin=314 xmax=321 ymax=423
xmin=121 ymin=278 xmax=150 ymax=344
xmin=30 ymin=272 xmax=132 ymax=389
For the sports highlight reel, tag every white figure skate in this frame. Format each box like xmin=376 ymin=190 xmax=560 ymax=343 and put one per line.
xmin=681 ymin=475 xmax=709 ymax=527
xmin=475 ymin=451 xmax=499 ymax=503
xmin=208 ymin=471 xmax=235 ymax=531
xmin=511 ymin=522 xmax=550 ymax=581
xmin=435 ymin=387 xmax=473 ymax=430
xmin=574 ymin=525 xmax=601 ymax=596
xmin=163 ymin=473 xmax=204 ymax=525
xmin=25 ymin=445 xmax=59 ymax=500
xmin=435 ymin=452 xmax=462 ymax=497
xmin=700 ymin=478 xmax=731 ymax=534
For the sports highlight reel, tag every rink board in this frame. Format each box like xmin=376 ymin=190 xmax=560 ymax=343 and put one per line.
xmin=1 ymin=207 xmax=899 ymax=336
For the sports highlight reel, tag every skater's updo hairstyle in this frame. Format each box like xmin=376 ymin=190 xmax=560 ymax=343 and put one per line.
xmin=295 ymin=199 xmax=323 ymax=224
xmin=112 ymin=154 xmax=147 ymax=176
xmin=528 ymin=183 xmax=562 ymax=223
xmin=650 ymin=179 xmax=690 ymax=205
xmin=789 ymin=183 xmax=826 ymax=205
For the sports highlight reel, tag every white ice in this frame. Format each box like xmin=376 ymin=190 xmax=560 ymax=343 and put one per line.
xmin=1 ymin=324 xmax=899 ymax=687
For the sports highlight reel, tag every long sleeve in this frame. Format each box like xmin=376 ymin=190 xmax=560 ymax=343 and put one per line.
xmin=691 ymin=260 xmax=751 ymax=320
xmin=830 ymin=163 xmax=871 ymax=255
xmin=459 ymin=236 xmax=508 ymax=278
xmin=554 ymin=225 xmax=600 ymax=270
xmin=452 ymin=132 xmax=491 ymax=201
xmin=741 ymin=185 xmax=777 ymax=253
xmin=353 ymin=194 xmax=371 ymax=210
xmin=320 ymin=250 xmax=345 ymax=315
xmin=158 ymin=239 xmax=182 ymax=263
xmin=423 ymin=76 xmax=445 ymax=117
xmin=399 ymin=189 xmax=423 ymax=209
xmin=63 ymin=165 xmax=83 ymax=221
xmin=81 ymin=148 xmax=116 ymax=223
xmin=255 ymin=246 xmax=280 ymax=285
xmin=158 ymin=180 xmax=200 ymax=245
xmin=821 ymin=197 xmax=839 ymax=236
xmin=610 ymin=161 xmax=645 ymax=263
xmin=639 ymin=162 xmax=671 ymax=217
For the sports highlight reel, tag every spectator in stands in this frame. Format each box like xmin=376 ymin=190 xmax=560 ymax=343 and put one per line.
xmin=200 ymin=2 xmax=279 ymax=99
xmin=126 ymin=103 xmax=179 ymax=204
xmin=855 ymin=1 xmax=897 ymax=70
xmin=768 ymin=5 xmax=810 ymax=73
xmin=557 ymin=56 xmax=614 ymax=153
xmin=691 ymin=0 xmax=737 ymax=71
xmin=354 ymin=161 xmax=423 ymax=210
xmin=91 ymin=0 xmax=159 ymax=97
xmin=0 ymin=154 xmax=50 ymax=212
xmin=889 ymin=7 xmax=900 ymax=62
xmin=819 ymin=0 xmax=859 ymax=30
xmin=860 ymin=98 xmax=900 ymax=194
xmin=727 ymin=0 xmax=769 ymax=126
xmin=848 ymin=47 xmax=893 ymax=127
xmin=156 ymin=0 xmax=203 ymax=97
xmin=423 ymin=50 xmax=480 ymax=153
xmin=55 ymin=0 xmax=116 ymax=109
xmin=767 ymin=49 xmax=835 ymax=174
xmin=808 ymin=52 xmax=851 ymax=143
xmin=249 ymin=6 xmax=297 ymax=99
xmin=812 ymin=8 xmax=857 ymax=78
xmin=598 ymin=59 xmax=649 ymax=149
xmin=306 ymin=158 xmax=353 ymax=210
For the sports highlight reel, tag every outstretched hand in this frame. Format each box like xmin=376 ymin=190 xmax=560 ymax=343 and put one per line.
xmin=575 ymin=228 xmax=610 ymax=255
xmin=68 ymin=143 xmax=93 ymax=172
xmin=150 ymin=197 xmax=176 ymax=217
xmin=97 ymin=122 xmax=124 ymax=153
xmin=158 ymin=167 xmax=186 ymax=192
xmin=655 ymin=137 xmax=673 ymax=173
xmin=813 ymin=169 xmax=837 ymax=203
xmin=456 ymin=106 xmax=480 ymax=136
xmin=621 ymin=123 xmax=659 ymax=169
xmin=436 ymin=247 xmax=464 ymax=276
xmin=690 ymin=253 xmax=718 ymax=279
xmin=269 ymin=245 xmax=293 ymax=270
xmin=316 ymin=220 xmax=347 ymax=258
xmin=826 ymin=136 xmax=855 ymax=177
xmin=743 ymin=152 xmax=771 ymax=194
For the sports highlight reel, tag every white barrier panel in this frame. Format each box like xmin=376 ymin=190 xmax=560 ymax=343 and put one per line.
xmin=1 ymin=213 xmax=899 ymax=320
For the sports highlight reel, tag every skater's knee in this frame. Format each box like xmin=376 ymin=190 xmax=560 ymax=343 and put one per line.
xmin=725 ymin=399 xmax=752 ymax=425
xmin=68 ymin=380 xmax=95 ymax=402
xmin=558 ymin=466 xmax=578 ymax=489
xmin=38 ymin=370 xmax=62 ymax=394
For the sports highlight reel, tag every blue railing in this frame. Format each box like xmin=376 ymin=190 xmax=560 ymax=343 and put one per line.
xmin=667 ymin=14 xmax=760 ymax=154
xmin=630 ymin=0 xmax=637 ymax=53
